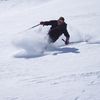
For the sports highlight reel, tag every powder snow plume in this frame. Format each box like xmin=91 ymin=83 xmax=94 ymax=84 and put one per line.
xmin=13 ymin=26 xmax=50 ymax=58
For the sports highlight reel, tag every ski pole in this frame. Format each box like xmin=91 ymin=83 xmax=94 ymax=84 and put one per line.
xmin=18 ymin=24 xmax=40 ymax=34
xmin=62 ymin=39 xmax=66 ymax=43
xmin=25 ymin=24 xmax=40 ymax=31
xmin=31 ymin=24 xmax=40 ymax=29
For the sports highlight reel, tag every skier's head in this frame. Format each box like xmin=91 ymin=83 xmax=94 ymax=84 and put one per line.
xmin=57 ymin=17 xmax=65 ymax=25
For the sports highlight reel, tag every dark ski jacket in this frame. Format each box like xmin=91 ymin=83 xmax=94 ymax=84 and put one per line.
xmin=41 ymin=20 xmax=70 ymax=42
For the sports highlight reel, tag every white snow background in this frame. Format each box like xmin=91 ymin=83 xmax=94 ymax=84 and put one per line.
xmin=0 ymin=0 xmax=100 ymax=100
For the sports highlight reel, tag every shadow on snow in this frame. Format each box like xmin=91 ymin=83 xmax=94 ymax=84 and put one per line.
xmin=51 ymin=47 xmax=80 ymax=55
xmin=14 ymin=47 xmax=80 ymax=59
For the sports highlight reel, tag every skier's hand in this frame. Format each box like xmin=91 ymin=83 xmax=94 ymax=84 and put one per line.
xmin=40 ymin=21 xmax=44 ymax=25
xmin=65 ymin=38 xmax=69 ymax=45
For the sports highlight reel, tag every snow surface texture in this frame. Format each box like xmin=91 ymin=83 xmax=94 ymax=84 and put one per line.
xmin=0 ymin=0 xmax=100 ymax=100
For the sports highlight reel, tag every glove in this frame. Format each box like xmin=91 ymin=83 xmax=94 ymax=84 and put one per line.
xmin=40 ymin=21 xmax=44 ymax=25
xmin=65 ymin=37 xmax=69 ymax=45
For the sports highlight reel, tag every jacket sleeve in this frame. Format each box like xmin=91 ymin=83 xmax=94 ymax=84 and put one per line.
xmin=42 ymin=20 xmax=56 ymax=26
xmin=63 ymin=24 xmax=70 ymax=38
xmin=53 ymin=24 xmax=70 ymax=38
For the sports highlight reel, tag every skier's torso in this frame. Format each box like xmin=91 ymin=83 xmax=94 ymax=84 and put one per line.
xmin=40 ymin=20 xmax=69 ymax=42
xmin=49 ymin=20 xmax=67 ymax=42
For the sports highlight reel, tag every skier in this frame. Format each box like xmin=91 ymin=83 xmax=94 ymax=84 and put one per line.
xmin=40 ymin=17 xmax=70 ymax=45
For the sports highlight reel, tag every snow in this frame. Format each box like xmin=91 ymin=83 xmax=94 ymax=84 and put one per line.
xmin=0 ymin=0 xmax=100 ymax=100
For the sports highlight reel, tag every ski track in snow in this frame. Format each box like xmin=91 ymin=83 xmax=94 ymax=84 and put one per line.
xmin=18 ymin=70 xmax=100 ymax=86
xmin=1 ymin=69 xmax=100 ymax=99
xmin=9 ymin=71 xmax=100 ymax=100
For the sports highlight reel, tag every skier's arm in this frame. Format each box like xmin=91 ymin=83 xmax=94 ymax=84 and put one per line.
xmin=64 ymin=31 xmax=70 ymax=44
xmin=40 ymin=20 xmax=56 ymax=26
xmin=63 ymin=25 xmax=70 ymax=45
xmin=64 ymin=30 xmax=70 ymax=39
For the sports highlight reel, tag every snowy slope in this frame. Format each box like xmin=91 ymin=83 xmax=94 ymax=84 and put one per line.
xmin=0 ymin=0 xmax=100 ymax=100
xmin=0 ymin=0 xmax=50 ymax=14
